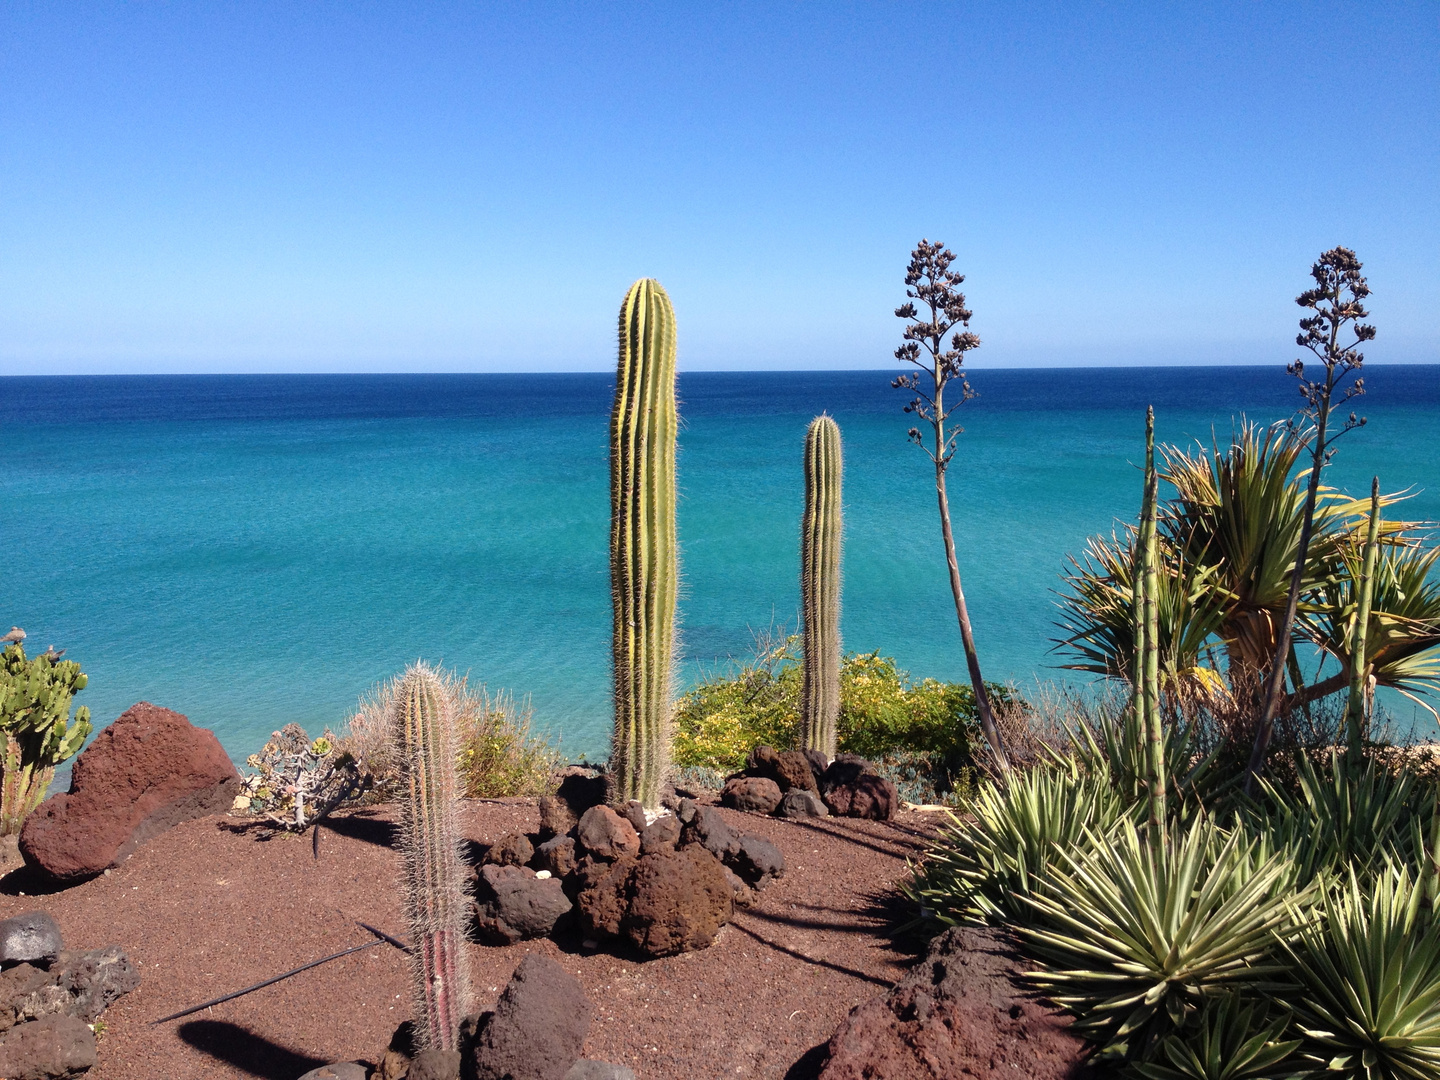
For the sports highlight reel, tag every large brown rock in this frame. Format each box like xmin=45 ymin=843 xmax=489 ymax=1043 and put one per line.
xmin=774 ymin=750 xmax=819 ymax=793
xmin=720 ymin=777 xmax=783 ymax=814
xmin=817 ymin=927 xmax=1092 ymax=1080
xmin=0 ymin=1013 xmax=96 ymax=1079
xmin=574 ymin=806 xmax=639 ymax=861
xmin=469 ymin=954 xmax=591 ymax=1080
xmin=538 ymin=769 xmax=609 ymax=839
xmin=574 ymin=855 xmax=637 ymax=939
xmin=20 ymin=703 xmax=239 ymax=884
xmin=623 ymin=846 xmax=733 ymax=957
xmin=821 ymin=771 xmax=898 ymax=820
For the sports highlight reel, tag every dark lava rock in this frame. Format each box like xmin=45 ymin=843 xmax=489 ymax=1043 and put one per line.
xmin=819 ymin=754 xmax=872 ymax=795
xmin=20 ymin=703 xmax=240 ymax=885
xmin=775 ymin=789 xmax=829 ymax=819
xmin=473 ymin=865 xmax=573 ymax=944
xmin=408 ymin=1047 xmax=461 ymax=1080
xmin=728 ymin=834 xmax=785 ymax=887
xmin=721 ymin=777 xmax=783 ymax=814
xmin=774 ymin=750 xmax=818 ymax=793
xmin=623 ymin=846 xmax=733 ymax=957
xmin=574 ymin=855 xmax=637 ymax=939
xmin=533 ymin=835 xmax=577 ymax=878
xmin=574 ymin=806 xmax=640 ymax=862
xmin=484 ymin=832 xmax=535 ymax=868
xmin=619 ymin=800 xmax=649 ymax=834
xmin=0 ymin=913 xmax=62 ymax=967
xmin=676 ymin=797 xmax=698 ymax=824
xmin=823 ymin=772 xmax=898 ymax=820
xmin=564 ymin=1062 xmax=637 ymax=1080
xmin=745 ymin=744 xmax=782 ymax=778
xmin=639 ymin=814 xmax=681 ymax=854
xmin=538 ymin=769 xmax=610 ymax=839
xmin=469 ymin=953 xmax=592 ymax=1080
xmin=722 ymin=865 xmax=754 ymax=908
xmin=0 ymin=1013 xmax=96 ymax=1079
xmin=802 ymin=748 xmax=829 ymax=785
xmin=297 ymin=1064 xmax=369 ymax=1080
xmin=0 ymin=947 xmax=139 ymax=1032
xmin=681 ymin=806 xmax=739 ymax=860
xmin=816 ymin=926 xmax=1093 ymax=1080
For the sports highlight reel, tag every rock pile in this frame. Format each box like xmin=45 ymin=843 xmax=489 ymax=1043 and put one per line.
xmin=365 ymin=954 xmax=634 ymax=1080
xmin=722 ymin=746 xmax=899 ymax=821
xmin=0 ymin=910 xmax=139 ymax=1079
xmin=472 ymin=780 xmax=785 ymax=959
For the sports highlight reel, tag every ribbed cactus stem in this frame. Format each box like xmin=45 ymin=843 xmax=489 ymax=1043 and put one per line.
xmin=801 ymin=415 xmax=843 ymax=757
xmin=391 ymin=663 xmax=469 ymax=1051
xmin=1345 ymin=477 xmax=1382 ymax=762
xmin=1138 ymin=408 xmax=1165 ymax=836
xmin=610 ymin=278 xmax=678 ymax=810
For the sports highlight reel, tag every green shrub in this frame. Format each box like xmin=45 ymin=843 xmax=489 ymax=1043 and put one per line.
xmin=672 ymin=635 xmax=1009 ymax=800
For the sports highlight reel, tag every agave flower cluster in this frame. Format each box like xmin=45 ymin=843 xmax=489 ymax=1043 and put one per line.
xmin=907 ymin=710 xmax=1440 ymax=1079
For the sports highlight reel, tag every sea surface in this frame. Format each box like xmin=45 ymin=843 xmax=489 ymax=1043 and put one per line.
xmin=3 ymin=366 xmax=1438 ymax=763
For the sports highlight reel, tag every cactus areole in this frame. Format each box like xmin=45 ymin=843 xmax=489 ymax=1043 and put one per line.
xmin=801 ymin=415 xmax=843 ymax=758
xmin=610 ymin=278 xmax=679 ymax=810
xmin=391 ymin=663 xmax=470 ymax=1051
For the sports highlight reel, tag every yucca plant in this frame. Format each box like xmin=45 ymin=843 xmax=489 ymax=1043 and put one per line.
xmin=1065 ymin=702 xmax=1219 ymax=818
xmin=905 ymin=760 xmax=1128 ymax=925
xmin=1281 ymin=862 xmax=1440 ymax=1080
xmin=1131 ymin=993 xmax=1303 ymax=1080
xmin=1023 ymin=816 xmax=1303 ymax=1058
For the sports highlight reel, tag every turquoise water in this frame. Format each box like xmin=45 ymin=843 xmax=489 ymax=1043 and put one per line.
xmin=3 ymin=366 xmax=1438 ymax=762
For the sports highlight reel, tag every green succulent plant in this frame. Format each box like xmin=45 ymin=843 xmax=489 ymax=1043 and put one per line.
xmin=0 ymin=642 xmax=93 ymax=835
xmin=1280 ymin=862 xmax=1440 ymax=1080
xmin=1130 ymin=993 xmax=1303 ymax=1080
xmin=1022 ymin=816 xmax=1303 ymax=1059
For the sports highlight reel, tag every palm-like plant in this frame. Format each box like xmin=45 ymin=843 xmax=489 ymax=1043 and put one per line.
xmin=1281 ymin=863 xmax=1440 ymax=1080
xmin=1022 ymin=817 xmax=1303 ymax=1058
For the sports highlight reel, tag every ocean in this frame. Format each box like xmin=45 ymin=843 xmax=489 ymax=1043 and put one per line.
xmin=3 ymin=365 xmax=1438 ymax=763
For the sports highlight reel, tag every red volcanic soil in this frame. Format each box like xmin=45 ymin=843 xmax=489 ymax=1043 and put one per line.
xmin=0 ymin=799 xmax=1088 ymax=1079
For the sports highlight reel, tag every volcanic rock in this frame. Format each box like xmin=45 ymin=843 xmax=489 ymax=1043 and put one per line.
xmin=0 ymin=913 xmax=62 ymax=966
xmin=0 ymin=1013 xmax=95 ymax=1080
xmin=469 ymin=953 xmax=592 ymax=1080
xmin=473 ymin=865 xmax=573 ymax=944
xmin=728 ymin=834 xmax=785 ymax=887
xmin=484 ymin=832 xmax=535 ymax=868
xmin=533 ymin=835 xmax=577 ymax=878
xmin=639 ymin=814 xmax=680 ymax=854
xmin=574 ymin=856 xmax=637 ymax=939
xmin=619 ymin=800 xmax=649 ymax=834
xmin=537 ymin=769 xmax=609 ymax=839
xmin=680 ymin=806 xmax=739 ymax=860
xmin=823 ymin=772 xmax=898 ymax=820
xmin=720 ymin=777 xmax=783 ymax=814
xmin=623 ymin=846 xmax=733 ymax=957
xmin=574 ymin=806 xmax=640 ymax=861
xmin=774 ymin=750 xmax=819 ymax=793
xmin=802 ymin=748 xmax=829 ymax=785
xmin=408 ymin=1048 xmax=461 ymax=1080
xmin=775 ymin=789 xmax=829 ymax=818
xmin=19 ymin=703 xmax=239 ymax=884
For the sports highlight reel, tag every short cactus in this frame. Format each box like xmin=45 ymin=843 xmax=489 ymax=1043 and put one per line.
xmin=800 ymin=415 xmax=843 ymax=757
xmin=390 ymin=662 xmax=469 ymax=1051
xmin=610 ymin=278 xmax=678 ymax=810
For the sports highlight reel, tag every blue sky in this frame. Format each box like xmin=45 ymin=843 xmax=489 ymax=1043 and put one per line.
xmin=2 ymin=2 xmax=1436 ymax=373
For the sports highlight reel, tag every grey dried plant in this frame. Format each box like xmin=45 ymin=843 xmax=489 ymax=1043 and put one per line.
xmin=1245 ymin=246 xmax=1375 ymax=793
xmin=892 ymin=239 xmax=1010 ymax=774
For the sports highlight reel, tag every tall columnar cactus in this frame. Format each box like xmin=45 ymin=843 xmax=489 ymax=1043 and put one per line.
xmin=800 ymin=414 xmax=843 ymax=757
xmin=610 ymin=278 xmax=678 ymax=810
xmin=390 ymin=662 xmax=469 ymax=1052
xmin=1133 ymin=408 xmax=1165 ymax=837
xmin=1345 ymin=477 xmax=1382 ymax=762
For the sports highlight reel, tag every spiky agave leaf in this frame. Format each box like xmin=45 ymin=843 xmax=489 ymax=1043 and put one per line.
xmin=1131 ymin=993 xmax=1304 ymax=1080
xmin=1280 ymin=862 xmax=1440 ymax=1080
xmin=904 ymin=759 xmax=1128 ymax=925
xmin=1022 ymin=816 xmax=1303 ymax=1058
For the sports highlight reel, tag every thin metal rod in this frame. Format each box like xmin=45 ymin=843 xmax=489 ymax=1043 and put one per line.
xmin=356 ymin=920 xmax=412 ymax=953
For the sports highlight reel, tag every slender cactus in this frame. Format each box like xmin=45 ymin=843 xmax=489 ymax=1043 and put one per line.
xmin=1137 ymin=408 xmax=1165 ymax=836
xmin=1345 ymin=477 xmax=1382 ymax=762
xmin=610 ymin=278 xmax=678 ymax=810
xmin=800 ymin=415 xmax=843 ymax=757
xmin=390 ymin=662 xmax=469 ymax=1052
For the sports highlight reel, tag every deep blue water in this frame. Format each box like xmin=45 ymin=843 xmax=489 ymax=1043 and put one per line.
xmin=3 ymin=366 xmax=1437 ymax=761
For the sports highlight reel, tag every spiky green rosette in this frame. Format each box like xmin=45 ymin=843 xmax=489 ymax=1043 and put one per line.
xmin=391 ymin=662 xmax=469 ymax=1051
xmin=610 ymin=278 xmax=678 ymax=810
xmin=800 ymin=414 xmax=843 ymax=757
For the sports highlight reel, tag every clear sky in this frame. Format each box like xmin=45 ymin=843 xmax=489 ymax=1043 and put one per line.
xmin=2 ymin=2 xmax=1436 ymax=373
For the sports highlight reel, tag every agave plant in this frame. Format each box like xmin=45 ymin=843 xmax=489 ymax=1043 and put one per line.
xmin=905 ymin=760 xmax=1127 ymax=924
xmin=1064 ymin=699 xmax=1220 ymax=815
xmin=1022 ymin=816 xmax=1303 ymax=1058
xmin=1131 ymin=993 xmax=1303 ymax=1080
xmin=1281 ymin=862 xmax=1440 ymax=1080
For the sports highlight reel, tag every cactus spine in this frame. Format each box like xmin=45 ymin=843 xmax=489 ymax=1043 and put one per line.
xmin=800 ymin=415 xmax=843 ymax=757
xmin=1345 ymin=476 xmax=1382 ymax=762
xmin=610 ymin=278 xmax=678 ymax=810
xmin=391 ymin=662 xmax=469 ymax=1051
xmin=1133 ymin=407 xmax=1165 ymax=837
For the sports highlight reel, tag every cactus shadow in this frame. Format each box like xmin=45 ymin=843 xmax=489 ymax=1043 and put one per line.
xmin=176 ymin=1019 xmax=334 ymax=1080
